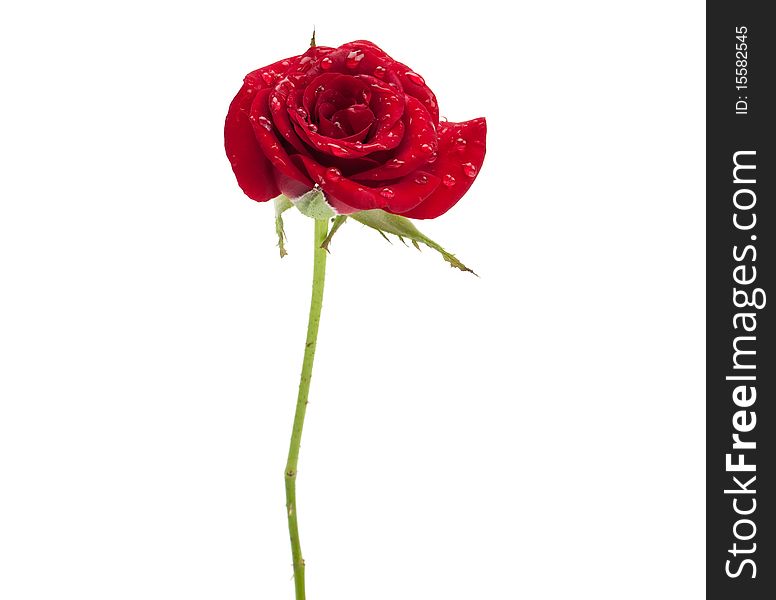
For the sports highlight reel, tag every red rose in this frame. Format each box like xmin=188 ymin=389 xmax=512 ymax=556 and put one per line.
xmin=225 ymin=40 xmax=486 ymax=219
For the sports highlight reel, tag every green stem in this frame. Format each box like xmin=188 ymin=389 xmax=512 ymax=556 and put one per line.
xmin=285 ymin=218 xmax=329 ymax=600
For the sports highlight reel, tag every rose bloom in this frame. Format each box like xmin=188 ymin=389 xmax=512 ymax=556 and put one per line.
xmin=225 ymin=40 xmax=486 ymax=219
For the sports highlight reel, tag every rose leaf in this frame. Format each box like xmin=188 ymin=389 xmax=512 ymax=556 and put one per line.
xmin=350 ymin=209 xmax=476 ymax=275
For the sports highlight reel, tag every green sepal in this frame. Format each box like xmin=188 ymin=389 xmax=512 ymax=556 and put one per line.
xmin=350 ymin=209 xmax=476 ymax=275
xmin=274 ymin=195 xmax=293 ymax=257
xmin=320 ymin=216 xmax=348 ymax=252
xmin=294 ymin=188 xmax=336 ymax=220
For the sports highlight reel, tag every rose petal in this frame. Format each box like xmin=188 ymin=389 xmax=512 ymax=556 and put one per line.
xmin=306 ymin=41 xmax=392 ymax=80
xmin=267 ymin=87 xmax=311 ymax=156
xmin=243 ymin=55 xmax=301 ymax=90
xmin=298 ymin=155 xmax=439 ymax=214
xmin=358 ymin=76 xmax=406 ymax=143
xmin=331 ymin=105 xmax=374 ymax=137
xmin=400 ymin=118 xmax=486 ymax=219
xmin=224 ymin=82 xmax=279 ymax=202
xmin=388 ymin=60 xmax=439 ymax=124
xmin=352 ymin=96 xmax=436 ymax=182
xmin=249 ymin=88 xmax=312 ymax=187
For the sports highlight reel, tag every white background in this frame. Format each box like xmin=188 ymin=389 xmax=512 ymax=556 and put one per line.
xmin=0 ymin=1 xmax=705 ymax=598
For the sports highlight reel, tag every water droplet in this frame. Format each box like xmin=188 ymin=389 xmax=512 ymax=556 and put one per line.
xmin=281 ymin=60 xmax=290 ymax=67
xmin=442 ymin=174 xmax=456 ymax=187
xmin=346 ymin=51 xmax=364 ymax=68
xmin=321 ymin=57 xmax=333 ymax=70
xmin=353 ymin=142 xmax=364 ymax=150
xmin=256 ymin=116 xmax=272 ymax=131
xmin=454 ymin=138 xmax=467 ymax=152
xmin=380 ymin=187 xmax=395 ymax=199
xmin=427 ymin=152 xmax=438 ymax=164
xmin=386 ymin=159 xmax=405 ymax=169
xmin=308 ymin=123 xmax=318 ymax=133
xmin=419 ymin=143 xmax=433 ymax=155
xmin=405 ymin=71 xmax=425 ymax=86
xmin=462 ymin=162 xmax=477 ymax=178
xmin=414 ymin=174 xmax=428 ymax=185
xmin=374 ymin=66 xmax=386 ymax=79
xmin=261 ymin=71 xmax=275 ymax=85
xmin=315 ymin=85 xmax=325 ymax=95
xmin=296 ymin=107 xmax=307 ymax=119
xmin=325 ymin=168 xmax=342 ymax=182
xmin=328 ymin=143 xmax=349 ymax=157
xmin=270 ymin=96 xmax=282 ymax=111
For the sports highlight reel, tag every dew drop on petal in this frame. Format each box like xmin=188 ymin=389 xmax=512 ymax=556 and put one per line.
xmin=345 ymin=51 xmax=364 ymax=69
xmin=321 ymin=57 xmax=333 ymax=70
xmin=380 ymin=187 xmax=395 ymax=199
xmin=257 ymin=116 xmax=273 ymax=131
xmin=414 ymin=174 xmax=428 ymax=185
xmin=405 ymin=71 xmax=425 ymax=86
xmin=261 ymin=71 xmax=275 ymax=85
xmin=328 ymin=143 xmax=348 ymax=157
xmin=386 ymin=159 xmax=405 ymax=169
xmin=462 ymin=162 xmax=477 ymax=178
xmin=442 ymin=174 xmax=456 ymax=187
xmin=297 ymin=107 xmax=307 ymax=119
xmin=270 ymin=96 xmax=282 ymax=111
xmin=455 ymin=138 xmax=467 ymax=152
xmin=419 ymin=143 xmax=433 ymax=155
xmin=325 ymin=167 xmax=342 ymax=182
xmin=427 ymin=152 xmax=438 ymax=164
xmin=374 ymin=65 xmax=386 ymax=79
xmin=308 ymin=123 xmax=318 ymax=133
